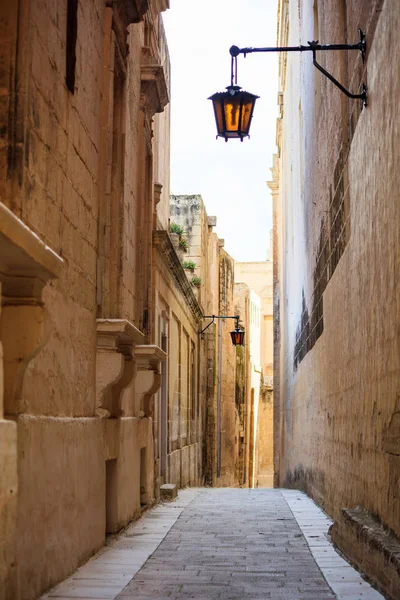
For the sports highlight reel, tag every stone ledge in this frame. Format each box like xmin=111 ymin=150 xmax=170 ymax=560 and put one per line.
xmin=0 ymin=203 xmax=62 ymax=280
xmin=330 ymin=506 xmax=400 ymax=600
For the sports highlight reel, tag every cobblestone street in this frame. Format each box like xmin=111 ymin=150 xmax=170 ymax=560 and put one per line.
xmin=42 ymin=489 xmax=384 ymax=600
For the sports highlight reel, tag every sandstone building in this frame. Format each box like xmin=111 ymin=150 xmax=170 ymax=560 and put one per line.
xmin=235 ymin=261 xmax=274 ymax=488
xmin=273 ymin=0 xmax=400 ymax=597
xmin=170 ymin=195 xmax=240 ymax=488
xmin=0 ymin=1 xmax=275 ymax=598
xmin=0 ymin=1 xmax=173 ymax=598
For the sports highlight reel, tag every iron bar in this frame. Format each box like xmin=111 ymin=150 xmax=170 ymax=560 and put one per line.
xmin=230 ymin=42 xmax=364 ymax=57
xmin=200 ymin=315 xmax=240 ymax=335
xmin=229 ymin=29 xmax=367 ymax=107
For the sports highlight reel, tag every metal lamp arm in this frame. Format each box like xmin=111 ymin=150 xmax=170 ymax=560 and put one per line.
xmin=229 ymin=29 xmax=367 ymax=107
xmin=309 ymin=43 xmax=367 ymax=106
xmin=200 ymin=315 xmax=240 ymax=335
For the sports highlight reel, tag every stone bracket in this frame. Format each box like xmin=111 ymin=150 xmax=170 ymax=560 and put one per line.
xmin=140 ymin=48 xmax=169 ymax=116
xmin=0 ymin=203 xmax=63 ymax=416
xmin=134 ymin=345 xmax=166 ymax=417
xmin=96 ymin=319 xmax=144 ymax=418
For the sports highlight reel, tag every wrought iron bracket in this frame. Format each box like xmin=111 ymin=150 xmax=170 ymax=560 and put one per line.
xmin=200 ymin=315 xmax=240 ymax=335
xmin=230 ymin=28 xmax=367 ymax=108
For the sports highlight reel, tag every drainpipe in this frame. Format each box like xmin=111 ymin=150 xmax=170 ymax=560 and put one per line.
xmin=217 ymin=318 xmax=223 ymax=478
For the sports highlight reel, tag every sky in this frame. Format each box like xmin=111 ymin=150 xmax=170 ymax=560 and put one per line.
xmin=163 ymin=0 xmax=279 ymax=262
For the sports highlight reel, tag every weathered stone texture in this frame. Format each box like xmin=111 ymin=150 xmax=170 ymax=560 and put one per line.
xmin=275 ymin=0 xmax=400 ymax=596
xmin=0 ymin=1 xmax=171 ymax=598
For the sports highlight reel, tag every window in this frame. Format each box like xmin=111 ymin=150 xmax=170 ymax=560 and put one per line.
xmin=66 ymin=0 xmax=78 ymax=93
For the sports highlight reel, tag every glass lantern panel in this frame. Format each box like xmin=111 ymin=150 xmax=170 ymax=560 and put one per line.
xmin=212 ymin=98 xmax=224 ymax=135
xmin=240 ymin=100 xmax=255 ymax=134
xmin=224 ymin=97 xmax=241 ymax=132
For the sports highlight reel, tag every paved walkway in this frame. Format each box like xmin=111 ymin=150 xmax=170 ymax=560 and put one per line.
xmin=42 ymin=489 xmax=384 ymax=600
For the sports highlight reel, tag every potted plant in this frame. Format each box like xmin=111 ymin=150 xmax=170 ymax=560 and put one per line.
xmin=170 ymin=222 xmax=184 ymax=236
xmin=183 ymin=260 xmax=197 ymax=273
xmin=191 ymin=276 xmax=202 ymax=288
xmin=179 ymin=237 xmax=189 ymax=251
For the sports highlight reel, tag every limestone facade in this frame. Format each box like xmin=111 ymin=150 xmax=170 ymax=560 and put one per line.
xmin=0 ymin=1 xmax=172 ymax=598
xmin=274 ymin=0 xmax=400 ymax=596
xmin=170 ymin=195 xmax=240 ymax=488
xmin=0 ymin=2 xmax=274 ymax=598
xmin=235 ymin=262 xmax=274 ymax=488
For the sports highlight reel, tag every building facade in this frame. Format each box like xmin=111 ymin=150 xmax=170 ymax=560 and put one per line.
xmin=170 ymin=195 xmax=242 ymax=488
xmin=0 ymin=1 xmax=172 ymax=598
xmin=235 ymin=261 xmax=274 ymax=488
xmin=274 ymin=0 xmax=400 ymax=596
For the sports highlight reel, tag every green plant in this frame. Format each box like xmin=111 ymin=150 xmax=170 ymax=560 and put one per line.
xmin=170 ymin=222 xmax=184 ymax=236
xmin=191 ymin=276 xmax=202 ymax=287
xmin=183 ymin=260 xmax=196 ymax=271
xmin=179 ymin=237 xmax=189 ymax=251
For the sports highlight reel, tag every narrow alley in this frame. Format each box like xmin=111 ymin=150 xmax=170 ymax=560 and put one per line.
xmin=41 ymin=489 xmax=384 ymax=600
xmin=1 ymin=0 xmax=400 ymax=599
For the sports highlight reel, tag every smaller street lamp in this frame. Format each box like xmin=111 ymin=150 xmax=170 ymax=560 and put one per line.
xmin=230 ymin=325 xmax=245 ymax=347
xmin=200 ymin=315 xmax=245 ymax=346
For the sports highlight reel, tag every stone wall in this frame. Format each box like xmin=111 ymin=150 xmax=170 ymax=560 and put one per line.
xmin=0 ymin=1 xmax=170 ymax=598
xmin=152 ymin=230 xmax=204 ymax=492
xmin=171 ymin=196 xmax=240 ymax=487
xmin=235 ymin=262 xmax=274 ymax=487
xmin=275 ymin=0 xmax=400 ymax=595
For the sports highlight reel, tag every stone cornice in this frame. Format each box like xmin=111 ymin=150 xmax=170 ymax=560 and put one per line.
xmin=153 ymin=230 xmax=203 ymax=322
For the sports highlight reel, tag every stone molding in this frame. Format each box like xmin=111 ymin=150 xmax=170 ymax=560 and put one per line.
xmin=135 ymin=345 xmax=166 ymax=416
xmin=96 ymin=319 xmax=144 ymax=418
xmin=153 ymin=230 xmax=203 ymax=322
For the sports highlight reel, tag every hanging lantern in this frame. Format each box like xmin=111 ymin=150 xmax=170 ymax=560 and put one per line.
xmin=209 ymin=85 xmax=259 ymax=141
xmin=209 ymin=49 xmax=259 ymax=142
xmin=230 ymin=327 xmax=245 ymax=346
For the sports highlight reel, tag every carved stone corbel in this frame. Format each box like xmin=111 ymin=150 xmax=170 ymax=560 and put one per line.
xmin=0 ymin=204 xmax=63 ymax=415
xmin=140 ymin=47 xmax=169 ymax=119
xmin=96 ymin=319 xmax=144 ymax=417
xmin=154 ymin=182 xmax=163 ymax=205
xmin=134 ymin=345 xmax=166 ymax=417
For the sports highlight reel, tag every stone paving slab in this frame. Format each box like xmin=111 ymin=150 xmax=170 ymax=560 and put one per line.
xmin=41 ymin=488 xmax=385 ymax=600
xmin=118 ymin=489 xmax=336 ymax=600
xmin=40 ymin=489 xmax=199 ymax=600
